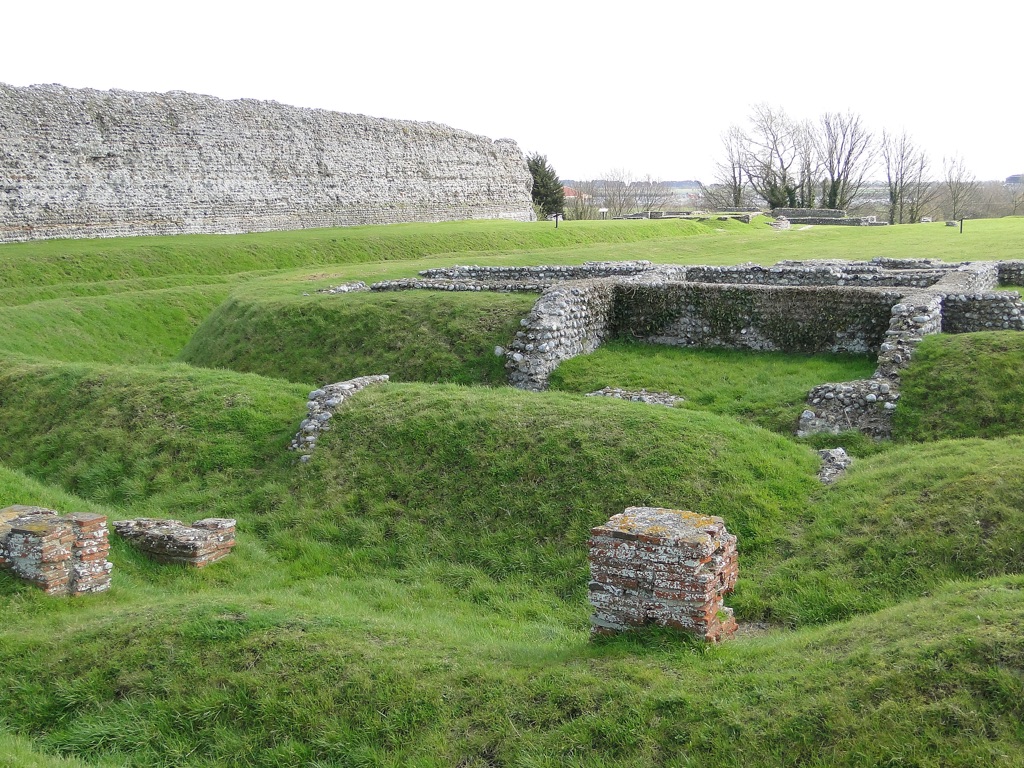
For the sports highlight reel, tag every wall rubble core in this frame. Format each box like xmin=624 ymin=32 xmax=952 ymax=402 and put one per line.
xmin=0 ymin=505 xmax=112 ymax=595
xmin=589 ymin=507 xmax=738 ymax=642
xmin=0 ymin=83 xmax=535 ymax=243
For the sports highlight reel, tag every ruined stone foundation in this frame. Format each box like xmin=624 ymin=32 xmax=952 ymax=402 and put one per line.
xmin=0 ymin=505 xmax=113 ymax=595
xmin=589 ymin=507 xmax=738 ymax=642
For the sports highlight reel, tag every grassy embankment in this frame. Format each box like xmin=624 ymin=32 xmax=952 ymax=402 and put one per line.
xmin=0 ymin=218 xmax=1023 ymax=766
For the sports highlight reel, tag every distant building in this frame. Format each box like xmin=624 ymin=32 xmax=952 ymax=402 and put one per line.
xmin=1006 ymin=174 xmax=1024 ymax=185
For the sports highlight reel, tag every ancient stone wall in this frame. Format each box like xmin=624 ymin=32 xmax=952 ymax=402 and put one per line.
xmin=505 ymin=281 xmax=618 ymax=391
xmin=369 ymin=256 xmax=1024 ymax=437
xmin=0 ymin=83 xmax=535 ymax=242
xmin=684 ymin=263 xmax=944 ymax=288
xmin=614 ymin=284 xmax=899 ymax=355
xmin=289 ymin=374 xmax=390 ymax=459
xmin=773 ymin=208 xmax=845 ymax=219
xmin=113 ymin=518 xmax=236 ymax=567
xmin=998 ymin=261 xmax=1024 ymax=286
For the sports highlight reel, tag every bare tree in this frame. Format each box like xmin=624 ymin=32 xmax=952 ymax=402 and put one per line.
xmin=741 ymin=104 xmax=799 ymax=210
xmin=942 ymin=155 xmax=979 ymax=220
xmin=1012 ymin=180 xmax=1024 ymax=216
xmin=906 ymin=152 xmax=938 ymax=223
xmin=794 ymin=118 xmax=820 ymax=209
xmin=816 ymin=111 xmax=875 ymax=211
xmin=632 ymin=175 xmax=675 ymax=212
xmin=701 ymin=126 xmax=749 ymax=209
xmin=564 ymin=180 xmax=599 ymax=220
xmin=881 ymin=130 xmax=936 ymax=224
xmin=596 ymin=169 xmax=636 ymax=217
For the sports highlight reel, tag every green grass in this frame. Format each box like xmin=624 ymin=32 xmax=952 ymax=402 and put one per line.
xmin=548 ymin=340 xmax=877 ymax=435
xmin=895 ymin=331 xmax=1024 ymax=441
xmin=2 ymin=217 xmax=1024 ymax=766
xmin=0 ymin=218 xmax=719 ymax=290
xmin=179 ymin=291 xmax=536 ymax=385
xmin=0 ymin=286 xmax=232 ymax=364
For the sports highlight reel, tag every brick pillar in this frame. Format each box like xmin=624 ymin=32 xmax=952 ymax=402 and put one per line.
xmin=589 ymin=506 xmax=738 ymax=642
xmin=67 ymin=513 xmax=113 ymax=594
xmin=4 ymin=517 xmax=74 ymax=595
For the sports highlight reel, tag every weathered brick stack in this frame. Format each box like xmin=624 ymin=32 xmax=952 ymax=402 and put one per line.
xmin=0 ymin=505 xmax=113 ymax=595
xmin=589 ymin=506 xmax=738 ymax=642
xmin=113 ymin=518 xmax=236 ymax=567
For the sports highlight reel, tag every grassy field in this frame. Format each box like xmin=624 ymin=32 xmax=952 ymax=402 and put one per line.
xmin=1 ymin=217 xmax=1023 ymax=767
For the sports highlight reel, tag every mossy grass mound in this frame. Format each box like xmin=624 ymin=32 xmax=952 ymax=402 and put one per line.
xmin=0 ymin=218 xmax=717 ymax=291
xmin=3 ymin=362 xmax=1024 ymax=629
xmin=3 ymin=218 xmax=1024 ymax=765
xmin=0 ymin=286 xmax=232 ymax=364
xmin=180 ymin=291 xmax=536 ymax=385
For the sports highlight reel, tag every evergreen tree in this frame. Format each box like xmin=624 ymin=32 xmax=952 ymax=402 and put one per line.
xmin=527 ymin=153 xmax=565 ymax=218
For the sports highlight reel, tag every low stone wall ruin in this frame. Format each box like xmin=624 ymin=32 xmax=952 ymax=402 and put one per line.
xmin=614 ymin=284 xmax=899 ymax=355
xmin=589 ymin=507 xmax=738 ymax=642
xmin=289 ymin=375 xmax=390 ymax=459
xmin=773 ymin=208 xmax=846 ymax=219
xmin=0 ymin=505 xmax=112 ymax=595
xmin=506 ymin=281 xmax=618 ymax=391
xmin=357 ymin=256 xmax=1024 ymax=438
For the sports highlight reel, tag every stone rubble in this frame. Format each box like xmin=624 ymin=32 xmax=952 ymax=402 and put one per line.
xmin=585 ymin=387 xmax=685 ymax=407
xmin=288 ymin=374 xmax=390 ymax=460
xmin=817 ymin=448 xmax=854 ymax=484
xmin=113 ymin=518 xmax=236 ymax=567
xmin=316 ymin=282 xmax=369 ymax=295
xmin=589 ymin=507 xmax=738 ymax=642
xmin=0 ymin=505 xmax=112 ymax=595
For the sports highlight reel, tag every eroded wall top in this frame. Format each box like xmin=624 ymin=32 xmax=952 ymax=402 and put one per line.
xmin=0 ymin=83 xmax=535 ymax=242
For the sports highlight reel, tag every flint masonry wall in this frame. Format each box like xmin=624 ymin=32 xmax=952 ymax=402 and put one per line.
xmin=614 ymin=284 xmax=900 ymax=354
xmin=0 ymin=83 xmax=535 ymax=242
xmin=506 ymin=281 xmax=618 ymax=391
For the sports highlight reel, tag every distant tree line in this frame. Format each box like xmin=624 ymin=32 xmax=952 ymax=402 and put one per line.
xmin=562 ymin=170 xmax=678 ymax=221
xmin=699 ymin=103 xmax=1022 ymax=222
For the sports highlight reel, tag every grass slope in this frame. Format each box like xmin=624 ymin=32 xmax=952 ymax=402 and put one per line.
xmin=180 ymin=291 xmax=535 ymax=385
xmin=0 ymin=218 xmax=717 ymax=290
xmin=0 ymin=286 xmax=231 ymax=364
xmin=895 ymin=331 xmax=1024 ymax=441
xmin=0 ymin=572 xmax=1020 ymax=767
xmin=548 ymin=340 xmax=876 ymax=435
xmin=3 ymin=218 xmax=1024 ymax=766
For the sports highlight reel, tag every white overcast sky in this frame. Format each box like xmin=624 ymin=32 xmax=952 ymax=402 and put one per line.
xmin=3 ymin=0 xmax=1020 ymax=182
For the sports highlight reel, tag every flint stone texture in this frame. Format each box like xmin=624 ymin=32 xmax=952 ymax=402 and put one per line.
xmin=817 ymin=448 xmax=854 ymax=484
xmin=589 ymin=507 xmax=738 ymax=642
xmin=316 ymin=282 xmax=369 ymax=295
xmin=0 ymin=505 xmax=112 ymax=595
xmin=289 ymin=374 xmax=390 ymax=456
xmin=0 ymin=83 xmax=535 ymax=243
xmin=113 ymin=518 xmax=236 ymax=567
xmin=377 ymin=256 xmax=1024 ymax=438
xmin=585 ymin=387 xmax=685 ymax=407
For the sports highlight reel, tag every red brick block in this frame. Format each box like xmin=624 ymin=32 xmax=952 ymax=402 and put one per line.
xmin=589 ymin=507 xmax=738 ymax=642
